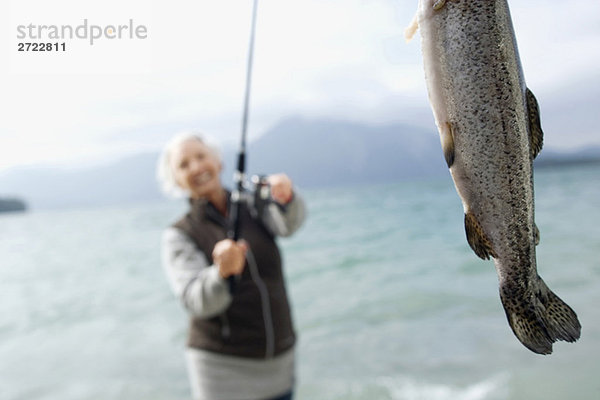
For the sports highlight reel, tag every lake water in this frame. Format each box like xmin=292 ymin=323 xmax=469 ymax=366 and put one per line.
xmin=1 ymin=164 xmax=599 ymax=400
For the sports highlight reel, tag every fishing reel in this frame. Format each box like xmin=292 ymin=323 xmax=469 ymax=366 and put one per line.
xmin=251 ymin=173 xmax=271 ymax=199
xmin=241 ymin=174 xmax=274 ymax=219
xmin=230 ymin=173 xmax=272 ymax=220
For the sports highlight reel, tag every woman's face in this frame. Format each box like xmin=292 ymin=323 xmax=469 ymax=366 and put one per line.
xmin=171 ymin=139 xmax=222 ymax=199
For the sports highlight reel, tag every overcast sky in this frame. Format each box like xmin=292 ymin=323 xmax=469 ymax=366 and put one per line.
xmin=1 ymin=0 xmax=599 ymax=172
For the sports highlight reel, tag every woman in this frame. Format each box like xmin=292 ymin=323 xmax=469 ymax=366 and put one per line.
xmin=157 ymin=133 xmax=305 ymax=400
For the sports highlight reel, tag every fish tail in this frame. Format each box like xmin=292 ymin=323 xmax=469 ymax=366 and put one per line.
xmin=500 ymin=277 xmax=581 ymax=355
xmin=535 ymin=276 xmax=581 ymax=343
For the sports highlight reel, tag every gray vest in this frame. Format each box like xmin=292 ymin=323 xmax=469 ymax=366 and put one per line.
xmin=173 ymin=195 xmax=296 ymax=359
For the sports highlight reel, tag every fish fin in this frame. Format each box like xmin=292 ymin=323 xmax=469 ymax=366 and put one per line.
xmin=526 ymin=88 xmax=544 ymax=159
xmin=404 ymin=12 xmax=419 ymax=42
xmin=433 ymin=0 xmax=447 ymax=10
xmin=535 ymin=276 xmax=581 ymax=343
xmin=441 ymin=122 xmax=455 ymax=168
xmin=500 ymin=283 xmax=554 ymax=354
xmin=464 ymin=212 xmax=496 ymax=260
xmin=433 ymin=0 xmax=458 ymax=10
xmin=534 ymin=223 xmax=540 ymax=246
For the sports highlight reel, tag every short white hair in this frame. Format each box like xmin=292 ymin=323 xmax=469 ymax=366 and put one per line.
xmin=156 ymin=132 xmax=221 ymax=198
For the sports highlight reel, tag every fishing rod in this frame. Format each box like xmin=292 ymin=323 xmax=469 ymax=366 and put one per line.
xmin=228 ymin=0 xmax=259 ymax=293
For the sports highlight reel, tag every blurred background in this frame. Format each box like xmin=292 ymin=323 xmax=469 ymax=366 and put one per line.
xmin=1 ymin=1 xmax=599 ymax=399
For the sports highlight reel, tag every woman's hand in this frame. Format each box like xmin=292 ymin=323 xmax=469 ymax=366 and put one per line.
xmin=267 ymin=173 xmax=294 ymax=205
xmin=212 ymin=239 xmax=248 ymax=279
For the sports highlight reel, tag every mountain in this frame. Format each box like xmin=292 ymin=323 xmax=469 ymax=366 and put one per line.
xmin=535 ymin=145 xmax=600 ymax=168
xmin=245 ymin=117 xmax=446 ymax=187
xmin=0 ymin=153 xmax=162 ymax=210
xmin=0 ymin=118 xmax=447 ymax=210
xmin=0 ymin=117 xmax=598 ymax=210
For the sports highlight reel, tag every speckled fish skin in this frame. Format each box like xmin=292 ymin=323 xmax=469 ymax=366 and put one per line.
xmin=410 ymin=0 xmax=581 ymax=354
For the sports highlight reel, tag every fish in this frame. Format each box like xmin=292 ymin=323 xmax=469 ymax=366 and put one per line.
xmin=405 ymin=0 xmax=581 ymax=354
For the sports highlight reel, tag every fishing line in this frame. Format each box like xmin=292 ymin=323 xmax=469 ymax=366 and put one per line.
xmin=246 ymin=247 xmax=275 ymax=358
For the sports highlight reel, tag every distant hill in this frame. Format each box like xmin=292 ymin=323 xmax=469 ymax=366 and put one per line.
xmin=0 ymin=197 xmax=27 ymax=213
xmin=245 ymin=117 xmax=447 ymax=187
xmin=535 ymin=146 xmax=600 ymax=168
xmin=0 ymin=153 xmax=163 ymax=210
xmin=0 ymin=118 xmax=447 ymax=210
xmin=0 ymin=116 xmax=598 ymax=210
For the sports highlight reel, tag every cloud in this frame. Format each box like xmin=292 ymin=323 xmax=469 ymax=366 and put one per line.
xmin=511 ymin=0 xmax=600 ymax=91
